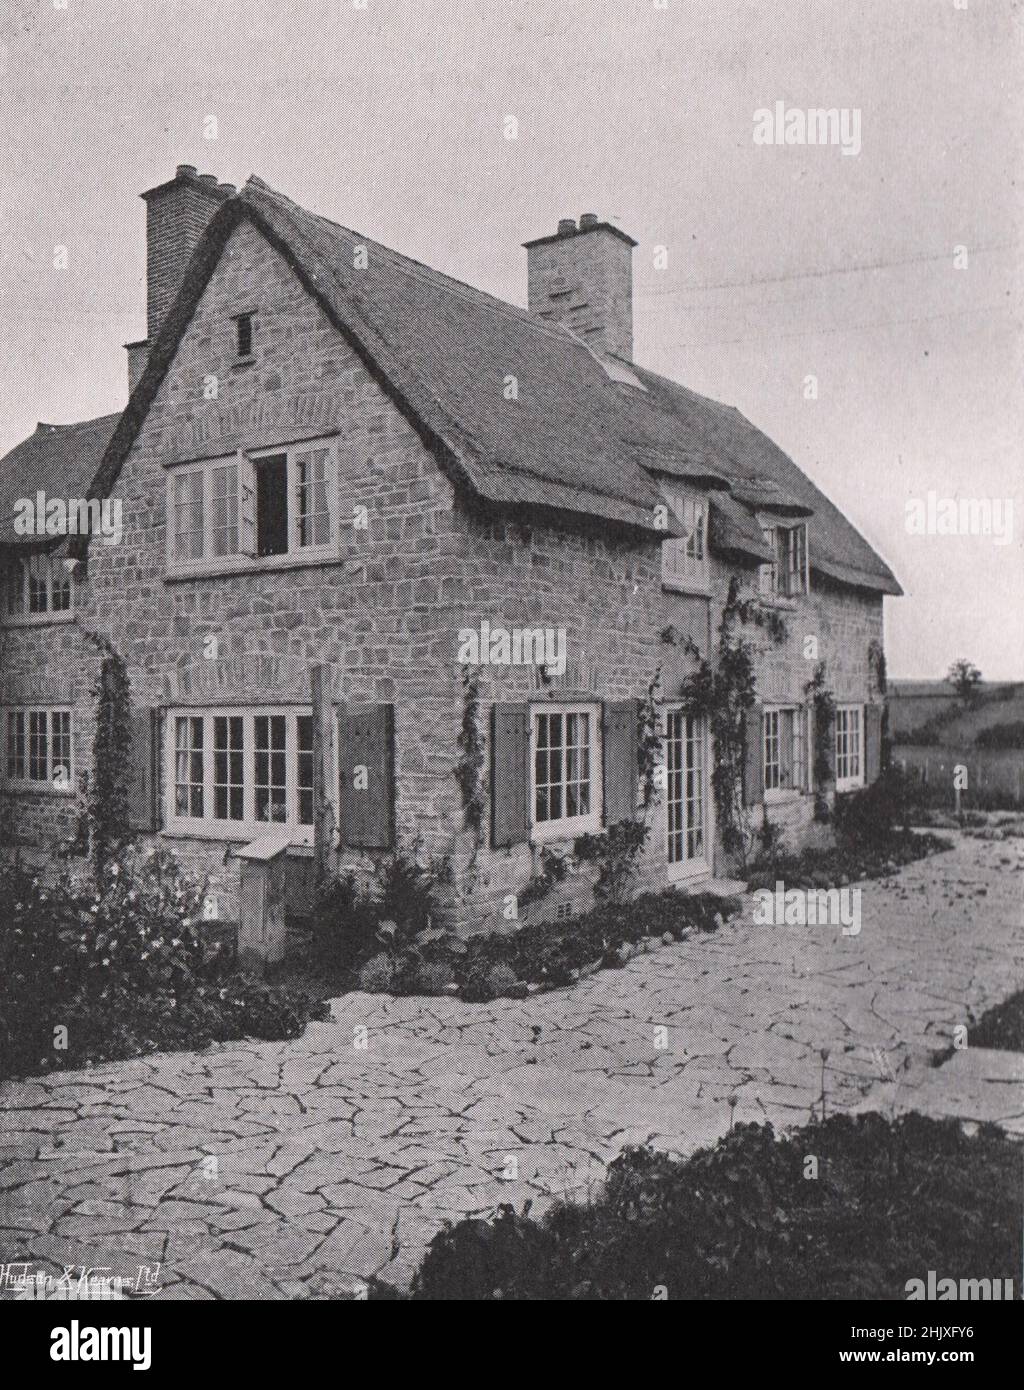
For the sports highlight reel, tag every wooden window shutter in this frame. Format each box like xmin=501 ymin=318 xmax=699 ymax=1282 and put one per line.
xmin=805 ymin=705 xmax=815 ymax=791
xmin=238 ymin=450 xmax=257 ymax=557
xmin=127 ymin=707 xmax=160 ymax=831
xmin=864 ymin=704 xmax=883 ymax=785
xmin=339 ymin=703 xmax=395 ymax=849
xmin=743 ymin=703 xmax=764 ymax=807
xmin=603 ymin=699 xmax=639 ymax=825
xmin=491 ymin=703 xmax=529 ymax=848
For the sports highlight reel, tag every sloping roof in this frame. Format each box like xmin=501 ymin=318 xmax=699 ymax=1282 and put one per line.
xmin=7 ymin=174 xmax=900 ymax=593
xmin=0 ymin=414 xmax=121 ymax=547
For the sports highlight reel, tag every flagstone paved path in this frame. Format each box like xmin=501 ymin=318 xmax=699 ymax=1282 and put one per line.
xmin=1 ymin=833 xmax=1022 ymax=1299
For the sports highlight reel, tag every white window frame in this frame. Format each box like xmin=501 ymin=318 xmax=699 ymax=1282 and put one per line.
xmin=661 ymin=487 xmax=710 ymax=594
xmin=1 ymin=554 xmax=74 ymax=625
xmin=759 ymin=521 xmax=809 ymax=600
xmin=835 ymin=704 xmax=865 ymax=791
xmin=529 ymin=702 xmax=602 ymax=843
xmin=165 ymin=437 xmax=337 ymax=577
xmin=3 ymin=706 xmax=74 ymax=793
xmin=763 ymin=704 xmax=809 ymax=801
xmin=165 ymin=705 xmax=327 ymax=845
xmin=664 ymin=705 xmax=710 ymax=880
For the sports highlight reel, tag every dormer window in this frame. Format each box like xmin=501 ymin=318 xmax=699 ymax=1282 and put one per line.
xmin=660 ymin=487 xmax=709 ymax=594
xmin=234 ymin=312 xmax=254 ymax=359
xmin=759 ymin=521 xmax=808 ymax=599
xmin=2 ymin=554 xmax=74 ymax=623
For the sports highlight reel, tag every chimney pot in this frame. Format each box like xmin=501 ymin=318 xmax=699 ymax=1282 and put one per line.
xmin=218 ymin=182 xmax=236 ymax=195
xmin=557 ymin=218 xmax=577 ymax=237
xmin=198 ymin=173 xmax=218 ymax=186
xmin=175 ymin=163 xmax=197 ymax=178
xmin=579 ymin=213 xmax=598 ymax=230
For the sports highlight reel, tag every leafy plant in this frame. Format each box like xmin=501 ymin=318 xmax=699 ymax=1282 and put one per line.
xmin=574 ymin=819 xmax=650 ymax=904
xmin=455 ymin=667 xmax=487 ymax=836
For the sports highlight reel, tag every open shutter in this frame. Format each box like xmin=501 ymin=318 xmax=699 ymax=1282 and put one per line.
xmin=127 ymin=707 xmax=160 ymax=831
xmin=339 ymin=704 xmax=395 ymax=849
xmin=238 ymin=450 xmax=257 ymax=557
xmin=805 ymin=705 xmax=815 ymax=791
xmin=743 ymin=703 xmax=764 ymax=807
xmin=491 ymin=703 xmax=529 ymax=848
xmin=603 ymin=699 xmax=639 ymax=825
xmin=864 ymin=703 xmax=883 ymax=785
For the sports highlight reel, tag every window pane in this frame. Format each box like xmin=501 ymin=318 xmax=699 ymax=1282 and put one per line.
xmin=50 ymin=562 xmax=72 ymax=612
xmin=296 ymin=449 xmax=330 ymax=549
xmin=211 ymin=464 xmax=239 ymax=557
xmin=51 ymin=711 xmax=71 ymax=786
xmin=28 ymin=710 xmax=48 ymax=780
xmin=297 ymin=715 xmax=314 ymax=825
xmin=213 ymin=715 xmax=244 ymax=820
xmin=28 ymin=567 xmax=48 ymax=614
xmin=6 ymin=711 xmax=25 ymax=780
xmin=254 ymin=714 xmax=287 ymax=822
xmin=173 ymin=471 xmax=204 ymax=562
xmin=175 ymin=716 xmax=204 ymax=818
xmin=534 ymin=709 xmax=592 ymax=825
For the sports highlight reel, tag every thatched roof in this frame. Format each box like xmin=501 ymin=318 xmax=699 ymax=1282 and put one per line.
xmin=3 ymin=175 xmax=901 ymax=594
xmin=0 ymin=414 xmax=120 ymax=548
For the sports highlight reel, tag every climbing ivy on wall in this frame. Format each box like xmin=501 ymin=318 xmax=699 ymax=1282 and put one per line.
xmin=637 ymin=668 xmax=663 ymax=808
xmin=455 ymin=666 xmax=487 ymax=838
xmin=679 ymin=577 xmax=787 ymax=867
xmin=84 ymin=633 xmax=133 ymax=884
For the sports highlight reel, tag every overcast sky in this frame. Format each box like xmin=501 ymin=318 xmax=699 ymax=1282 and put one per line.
xmin=1 ymin=0 xmax=1020 ymax=679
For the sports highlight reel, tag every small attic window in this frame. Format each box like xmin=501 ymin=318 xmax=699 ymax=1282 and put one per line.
xmin=234 ymin=312 xmax=254 ymax=359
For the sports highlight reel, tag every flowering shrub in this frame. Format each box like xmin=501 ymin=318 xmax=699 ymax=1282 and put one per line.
xmin=0 ymin=848 xmax=325 ymax=1080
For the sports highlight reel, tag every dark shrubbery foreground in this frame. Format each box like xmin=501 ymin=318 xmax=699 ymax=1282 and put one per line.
xmin=968 ymin=989 xmax=1024 ymax=1053
xmin=0 ymin=851 xmax=327 ymax=1082
xmin=400 ymin=1113 xmax=1020 ymax=1300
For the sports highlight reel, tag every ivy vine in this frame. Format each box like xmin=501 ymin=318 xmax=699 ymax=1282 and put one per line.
xmin=678 ymin=578 xmax=788 ymax=867
xmin=455 ymin=666 xmax=487 ymax=837
xmin=84 ymin=634 xmax=133 ymax=884
xmin=637 ymin=668 xmax=663 ymax=808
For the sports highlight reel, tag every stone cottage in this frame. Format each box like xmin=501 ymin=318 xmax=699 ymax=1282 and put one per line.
xmin=0 ymin=165 xmax=901 ymax=938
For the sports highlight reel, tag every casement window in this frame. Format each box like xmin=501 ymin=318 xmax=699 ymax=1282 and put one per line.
xmin=2 ymin=555 xmax=73 ymax=622
xmin=4 ymin=707 xmax=73 ymax=791
xmin=762 ymin=705 xmax=808 ymax=797
xmin=665 ymin=709 xmax=708 ymax=875
xmin=166 ymin=438 xmax=337 ymax=573
xmin=530 ymin=703 xmax=602 ymax=840
xmin=759 ymin=522 xmax=809 ymax=599
xmin=166 ymin=707 xmax=317 ymax=844
xmin=492 ymin=700 xmax=636 ymax=849
xmin=661 ymin=488 xmax=710 ymax=593
xmin=835 ymin=704 xmax=865 ymax=790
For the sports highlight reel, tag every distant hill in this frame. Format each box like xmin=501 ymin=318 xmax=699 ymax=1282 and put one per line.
xmin=889 ymin=681 xmax=1024 ymax=744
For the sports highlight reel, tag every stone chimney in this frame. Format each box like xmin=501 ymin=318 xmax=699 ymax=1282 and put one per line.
xmin=523 ymin=214 xmax=638 ymax=361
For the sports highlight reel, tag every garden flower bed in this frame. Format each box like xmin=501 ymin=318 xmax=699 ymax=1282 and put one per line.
xmin=0 ymin=851 xmax=328 ymax=1083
